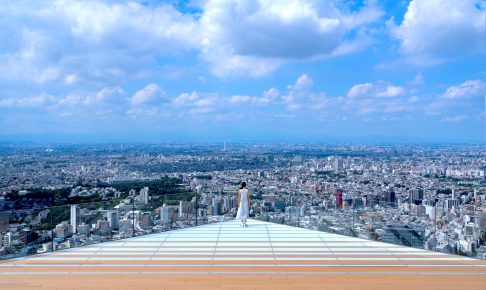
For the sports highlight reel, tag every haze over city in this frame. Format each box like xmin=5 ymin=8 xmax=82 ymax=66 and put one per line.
xmin=0 ymin=0 xmax=484 ymax=143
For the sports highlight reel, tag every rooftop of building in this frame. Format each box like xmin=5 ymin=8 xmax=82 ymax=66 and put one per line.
xmin=1 ymin=219 xmax=485 ymax=290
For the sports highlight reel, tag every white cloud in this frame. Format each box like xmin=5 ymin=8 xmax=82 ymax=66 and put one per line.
xmin=376 ymin=85 xmax=405 ymax=98
xmin=347 ymin=82 xmax=404 ymax=98
xmin=130 ymin=83 xmax=164 ymax=105
xmin=442 ymin=80 xmax=484 ymax=99
xmin=289 ymin=74 xmax=314 ymax=90
xmin=345 ymin=81 xmax=413 ymax=115
xmin=56 ymin=86 xmax=124 ymax=107
xmin=392 ymin=0 xmax=485 ymax=55
xmin=172 ymin=92 xmax=200 ymax=107
xmin=262 ymin=87 xmax=280 ymax=103
xmin=64 ymin=74 xmax=80 ymax=85
xmin=199 ymin=0 xmax=383 ymax=76
xmin=441 ymin=115 xmax=467 ymax=122
xmin=347 ymin=83 xmax=373 ymax=98
xmin=409 ymin=73 xmax=424 ymax=85
xmin=0 ymin=93 xmax=55 ymax=108
xmin=0 ymin=0 xmax=385 ymax=82
xmin=171 ymin=91 xmax=217 ymax=115
xmin=282 ymin=74 xmax=329 ymax=110
xmin=229 ymin=95 xmax=253 ymax=104
xmin=84 ymin=87 xmax=124 ymax=105
xmin=126 ymin=107 xmax=163 ymax=119
xmin=229 ymin=87 xmax=280 ymax=105
xmin=0 ymin=1 xmax=199 ymax=84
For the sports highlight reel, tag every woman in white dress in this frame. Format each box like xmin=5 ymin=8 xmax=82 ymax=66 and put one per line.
xmin=236 ymin=182 xmax=250 ymax=227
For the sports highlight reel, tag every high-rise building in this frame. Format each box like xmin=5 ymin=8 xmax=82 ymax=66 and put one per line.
xmin=291 ymin=155 xmax=304 ymax=166
xmin=107 ymin=211 xmax=119 ymax=230
xmin=334 ymin=158 xmax=343 ymax=172
xmin=477 ymin=213 xmax=486 ymax=231
xmin=446 ymin=198 xmax=460 ymax=210
xmin=425 ymin=205 xmax=436 ymax=220
xmin=97 ymin=220 xmax=111 ymax=236
xmin=118 ymin=219 xmax=133 ymax=235
xmin=0 ymin=197 xmax=5 ymax=211
xmin=385 ymin=191 xmax=396 ymax=204
xmin=77 ymin=223 xmax=89 ymax=236
xmin=212 ymin=199 xmax=222 ymax=215
xmin=335 ymin=190 xmax=343 ymax=209
xmin=20 ymin=228 xmax=38 ymax=244
xmin=160 ymin=205 xmax=172 ymax=223
xmin=140 ymin=212 xmax=153 ymax=229
xmin=409 ymin=189 xmax=424 ymax=205
xmin=140 ymin=187 xmax=149 ymax=204
xmin=0 ymin=211 xmax=8 ymax=232
xmin=381 ymin=225 xmax=425 ymax=248
xmin=2 ymin=232 xmax=12 ymax=248
xmin=179 ymin=201 xmax=193 ymax=218
xmin=70 ymin=205 xmax=80 ymax=234
xmin=55 ymin=222 xmax=71 ymax=239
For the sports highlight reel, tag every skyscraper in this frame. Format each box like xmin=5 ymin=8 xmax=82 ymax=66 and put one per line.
xmin=70 ymin=205 xmax=80 ymax=234
xmin=140 ymin=187 xmax=149 ymax=204
xmin=107 ymin=211 xmax=119 ymax=230
xmin=386 ymin=191 xmax=396 ymax=204
xmin=335 ymin=190 xmax=343 ymax=209
xmin=160 ymin=205 xmax=172 ymax=223
xmin=2 ymin=232 xmax=12 ymax=248
xmin=409 ymin=189 xmax=424 ymax=205
xmin=0 ymin=212 xmax=9 ymax=232
xmin=334 ymin=158 xmax=343 ymax=172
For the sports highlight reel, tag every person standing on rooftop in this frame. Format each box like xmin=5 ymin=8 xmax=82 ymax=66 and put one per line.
xmin=236 ymin=181 xmax=250 ymax=227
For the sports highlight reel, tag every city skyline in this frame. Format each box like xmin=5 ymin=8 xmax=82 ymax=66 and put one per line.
xmin=0 ymin=0 xmax=485 ymax=143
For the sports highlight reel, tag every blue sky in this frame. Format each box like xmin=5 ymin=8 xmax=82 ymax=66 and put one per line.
xmin=0 ymin=0 xmax=484 ymax=143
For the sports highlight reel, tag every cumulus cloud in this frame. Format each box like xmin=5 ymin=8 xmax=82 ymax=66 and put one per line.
xmin=170 ymin=91 xmax=218 ymax=115
xmin=376 ymin=85 xmax=405 ymax=98
xmin=0 ymin=0 xmax=386 ymax=83
xmin=344 ymin=81 xmax=413 ymax=115
xmin=0 ymin=1 xmax=199 ymax=84
xmin=441 ymin=80 xmax=484 ymax=99
xmin=282 ymin=74 xmax=329 ymax=110
xmin=130 ymin=84 xmax=165 ymax=105
xmin=347 ymin=82 xmax=405 ymax=98
xmin=172 ymin=92 xmax=200 ymax=107
xmin=199 ymin=0 xmax=383 ymax=76
xmin=57 ymin=86 xmax=124 ymax=107
xmin=0 ymin=93 xmax=55 ymax=108
xmin=392 ymin=0 xmax=485 ymax=55
xmin=347 ymin=83 xmax=373 ymax=98
xmin=229 ymin=87 xmax=280 ymax=105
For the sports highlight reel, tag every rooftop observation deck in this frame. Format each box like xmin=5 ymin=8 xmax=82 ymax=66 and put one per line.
xmin=1 ymin=219 xmax=485 ymax=290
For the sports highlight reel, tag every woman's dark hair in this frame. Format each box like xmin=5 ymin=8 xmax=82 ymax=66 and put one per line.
xmin=240 ymin=182 xmax=247 ymax=189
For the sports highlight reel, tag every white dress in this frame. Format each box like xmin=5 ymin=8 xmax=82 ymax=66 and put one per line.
xmin=236 ymin=189 xmax=249 ymax=221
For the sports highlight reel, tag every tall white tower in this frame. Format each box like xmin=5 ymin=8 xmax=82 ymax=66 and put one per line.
xmin=140 ymin=187 xmax=149 ymax=204
xmin=70 ymin=205 xmax=80 ymax=234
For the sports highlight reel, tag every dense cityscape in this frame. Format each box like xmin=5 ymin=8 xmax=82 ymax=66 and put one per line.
xmin=1 ymin=143 xmax=485 ymax=260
